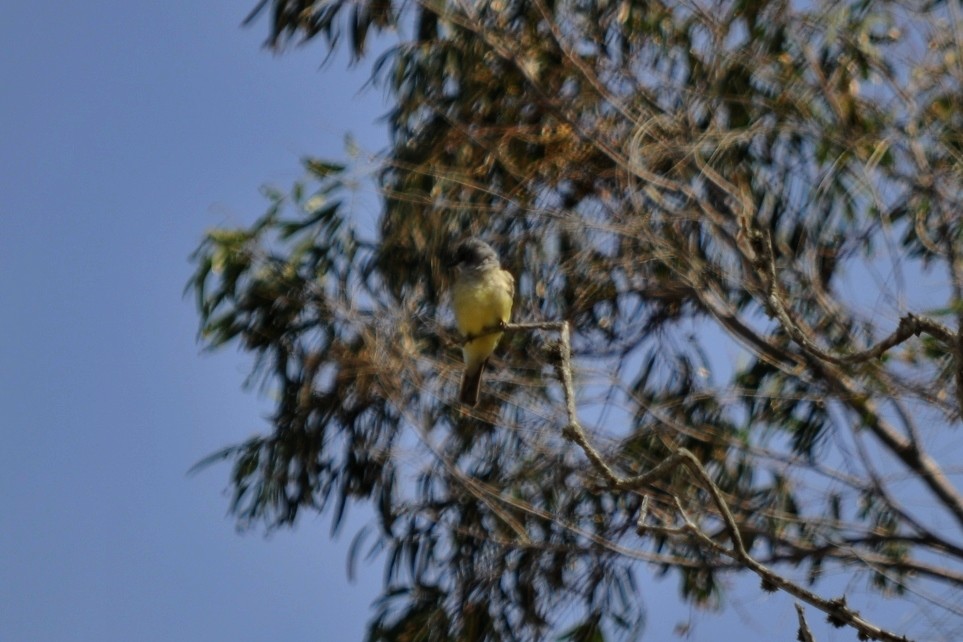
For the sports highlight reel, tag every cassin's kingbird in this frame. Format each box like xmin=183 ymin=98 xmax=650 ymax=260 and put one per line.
xmin=450 ymin=239 xmax=515 ymax=406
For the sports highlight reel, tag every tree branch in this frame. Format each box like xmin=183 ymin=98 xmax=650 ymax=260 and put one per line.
xmin=761 ymin=232 xmax=954 ymax=366
xmin=536 ymin=319 xmax=916 ymax=642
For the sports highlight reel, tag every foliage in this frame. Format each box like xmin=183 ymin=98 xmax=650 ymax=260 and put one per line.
xmin=192 ymin=1 xmax=963 ymax=640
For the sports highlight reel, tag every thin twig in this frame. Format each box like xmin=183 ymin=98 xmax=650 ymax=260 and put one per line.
xmin=795 ymin=603 xmax=817 ymax=642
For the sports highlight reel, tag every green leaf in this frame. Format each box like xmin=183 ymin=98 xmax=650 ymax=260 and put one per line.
xmin=303 ymin=157 xmax=346 ymax=178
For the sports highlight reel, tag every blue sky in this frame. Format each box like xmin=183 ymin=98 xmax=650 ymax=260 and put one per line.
xmin=1 ymin=2 xmax=385 ymax=640
xmin=0 ymin=3 xmax=927 ymax=641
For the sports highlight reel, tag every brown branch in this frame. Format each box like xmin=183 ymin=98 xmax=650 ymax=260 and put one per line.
xmin=751 ymin=231 xmax=963 ymax=529
xmin=761 ymin=231 xmax=954 ymax=366
xmin=816 ymin=358 xmax=963 ymax=531
xmin=456 ymin=320 xmax=566 ymax=346
xmin=940 ymin=204 xmax=963 ymax=418
xmin=537 ymin=319 xmax=915 ymax=642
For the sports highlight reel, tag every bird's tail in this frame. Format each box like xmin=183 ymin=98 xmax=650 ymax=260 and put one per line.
xmin=459 ymin=359 xmax=487 ymax=406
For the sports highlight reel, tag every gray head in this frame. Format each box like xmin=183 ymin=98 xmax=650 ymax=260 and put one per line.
xmin=450 ymin=239 xmax=501 ymax=271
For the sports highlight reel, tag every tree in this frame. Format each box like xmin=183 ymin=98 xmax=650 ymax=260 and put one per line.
xmin=190 ymin=1 xmax=963 ymax=640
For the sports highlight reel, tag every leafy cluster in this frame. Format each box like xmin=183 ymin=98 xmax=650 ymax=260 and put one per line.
xmin=192 ymin=1 xmax=963 ymax=640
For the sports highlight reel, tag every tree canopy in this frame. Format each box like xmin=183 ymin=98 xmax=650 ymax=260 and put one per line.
xmin=191 ymin=1 xmax=963 ymax=640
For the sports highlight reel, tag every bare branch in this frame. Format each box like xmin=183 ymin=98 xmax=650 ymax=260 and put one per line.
xmin=534 ymin=318 xmax=916 ymax=642
xmin=761 ymin=231 xmax=955 ymax=366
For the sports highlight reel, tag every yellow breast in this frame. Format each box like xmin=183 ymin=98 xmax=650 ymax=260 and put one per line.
xmin=451 ymin=268 xmax=514 ymax=364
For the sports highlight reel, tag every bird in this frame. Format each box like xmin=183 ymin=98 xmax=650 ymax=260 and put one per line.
xmin=449 ymin=239 xmax=515 ymax=406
